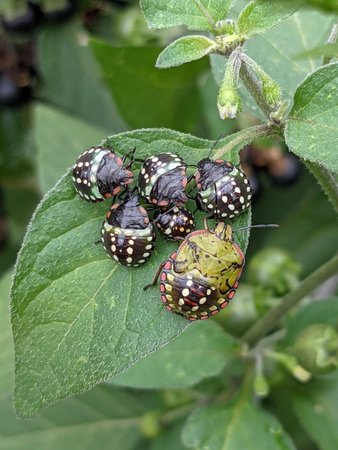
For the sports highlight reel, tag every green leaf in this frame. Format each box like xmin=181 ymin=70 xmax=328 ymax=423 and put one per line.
xmin=283 ymin=298 xmax=338 ymax=345
xmin=285 ymin=63 xmax=338 ymax=173
xmin=109 ymin=321 xmax=236 ymax=389
xmin=90 ymin=39 xmax=207 ymax=132
xmin=0 ymin=384 xmax=152 ymax=450
xmin=37 ymin=21 xmax=126 ymax=132
xmin=237 ymin=0 xmax=300 ymax=38
xmin=293 ymin=375 xmax=338 ymax=450
xmin=0 ymin=271 xmax=14 ymax=398
xmin=296 ymin=43 xmax=338 ymax=59
xmin=293 ymin=0 xmax=338 ymax=13
xmin=182 ymin=398 xmax=296 ymax=450
xmin=156 ymin=36 xmax=216 ymax=69
xmin=211 ymin=8 xmax=335 ymax=118
xmin=140 ymin=0 xmax=237 ymax=31
xmin=150 ymin=422 xmax=187 ymax=450
xmin=35 ymin=104 xmax=106 ymax=194
xmin=11 ymin=128 xmax=250 ymax=418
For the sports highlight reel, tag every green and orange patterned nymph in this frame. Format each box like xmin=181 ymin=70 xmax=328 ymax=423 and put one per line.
xmin=146 ymin=222 xmax=244 ymax=321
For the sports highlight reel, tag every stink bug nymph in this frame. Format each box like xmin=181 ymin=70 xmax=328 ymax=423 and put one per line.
xmin=73 ymin=146 xmax=134 ymax=202
xmin=195 ymin=158 xmax=252 ymax=220
xmin=138 ymin=153 xmax=188 ymax=207
xmin=145 ymin=222 xmax=244 ymax=320
xmin=101 ymin=192 xmax=156 ymax=267
xmin=154 ymin=206 xmax=195 ymax=241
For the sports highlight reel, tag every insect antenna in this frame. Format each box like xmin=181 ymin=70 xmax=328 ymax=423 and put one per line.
xmin=234 ymin=224 xmax=279 ymax=233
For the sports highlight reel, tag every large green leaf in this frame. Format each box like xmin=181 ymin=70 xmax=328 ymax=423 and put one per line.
xmin=237 ymin=0 xmax=299 ymax=38
xmin=211 ymin=8 xmax=335 ymax=118
xmin=285 ymin=63 xmax=338 ymax=173
xmin=37 ymin=21 xmax=126 ymax=132
xmin=90 ymin=39 xmax=207 ymax=133
xmin=182 ymin=397 xmax=296 ymax=449
xmin=11 ymin=128 xmax=251 ymax=418
xmin=150 ymin=422 xmax=187 ymax=450
xmin=293 ymin=375 xmax=338 ymax=450
xmin=110 ymin=321 xmax=236 ymax=389
xmin=140 ymin=0 xmax=237 ymax=31
xmin=35 ymin=104 xmax=106 ymax=194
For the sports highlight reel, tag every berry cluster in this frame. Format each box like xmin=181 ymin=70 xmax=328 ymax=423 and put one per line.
xmin=72 ymin=146 xmax=252 ymax=320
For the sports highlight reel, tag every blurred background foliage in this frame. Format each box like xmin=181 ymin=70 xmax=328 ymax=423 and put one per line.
xmin=0 ymin=1 xmax=337 ymax=449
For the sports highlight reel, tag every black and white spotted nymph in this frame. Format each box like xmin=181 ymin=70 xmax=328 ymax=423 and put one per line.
xmin=101 ymin=192 xmax=156 ymax=267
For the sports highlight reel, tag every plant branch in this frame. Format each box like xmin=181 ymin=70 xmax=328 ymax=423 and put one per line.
xmin=213 ymin=123 xmax=277 ymax=159
xmin=305 ymin=162 xmax=338 ymax=214
xmin=323 ymin=22 xmax=338 ymax=65
xmin=242 ymin=253 xmax=338 ymax=347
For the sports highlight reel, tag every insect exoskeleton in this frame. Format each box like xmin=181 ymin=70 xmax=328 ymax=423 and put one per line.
xmin=72 ymin=146 xmax=134 ymax=202
xmin=147 ymin=222 xmax=244 ymax=320
xmin=138 ymin=153 xmax=188 ymax=207
xmin=154 ymin=206 xmax=195 ymax=241
xmin=101 ymin=192 xmax=156 ymax=267
xmin=195 ymin=158 xmax=252 ymax=220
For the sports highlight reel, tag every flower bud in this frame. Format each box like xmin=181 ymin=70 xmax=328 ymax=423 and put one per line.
xmin=292 ymin=324 xmax=338 ymax=375
xmin=139 ymin=411 xmax=162 ymax=438
xmin=217 ymin=51 xmax=242 ymax=120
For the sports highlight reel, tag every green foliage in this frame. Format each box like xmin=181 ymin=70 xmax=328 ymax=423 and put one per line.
xmin=110 ymin=321 xmax=236 ymax=389
xmin=182 ymin=396 xmax=296 ymax=449
xmin=156 ymin=36 xmax=217 ymax=68
xmin=293 ymin=375 xmax=338 ymax=450
xmin=285 ymin=63 xmax=338 ymax=173
xmin=296 ymin=42 xmax=338 ymax=59
xmin=140 ymin=0 xmax=236 ymax=31
xmin=90 ymin=39 xmax=207 ymax=132
xmin=237 ymin=0 xmax=300 ymax=38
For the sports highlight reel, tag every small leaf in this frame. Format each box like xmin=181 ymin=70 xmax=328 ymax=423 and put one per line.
xmin=0 ymin=271 xmax=14 ymax=397
xmin=238 ymin=0 xmax=300 ymax=37
xmin=285 ymin=63 xmax=338 ymax=174
xmin=293 ymin=375 xmax=338 ymax=450
xmin=11 ymin=128 xmax=250 ymax=418
xmin=35 ymin=104 xmax=106 ymax=194
xmin=217 ymin=51 xmax=242 ymax=120
xmin=109 ymin=321 xmax=236 ymax=389
xmin=182 ymin=398 xmax=296 ymax=450
xmin=156 ymin=36 xmax=216 ymax=69
xmin=90 ymin=39 xmax=207 ymax=132
xmin=140 ymin=0 xmax=237 ymax=31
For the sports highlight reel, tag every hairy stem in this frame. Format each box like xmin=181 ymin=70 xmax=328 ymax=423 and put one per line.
xmin=193 ymin=0 xmax=217 ymax=31
xmin=213 ymin=123 xmax=276 ymax=159
xmin=323 ymin=22 xmax=338 ymax=65
xmin=305 ymin=162 xmax=338 ymax=214
xmin=242 ymin=254 xmax=338 ymax=347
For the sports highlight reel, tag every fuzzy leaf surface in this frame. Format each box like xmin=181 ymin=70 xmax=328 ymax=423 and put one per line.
xmin=156 ymin=36 xmax=216 ymax=69
xmin=140 ymin=0 xmax=237 ymax=31
xmin=285 ymin=63 xmax=338 ymax=173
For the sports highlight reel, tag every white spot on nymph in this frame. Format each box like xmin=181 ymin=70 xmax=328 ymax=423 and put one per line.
xmin=127 ymin=247 xmax=133 ymax=255
xmin=139 ymin=259 xmax=146 ymax=264
xmin=247 ymin=186 xmax=251 ymax=192
xmin=143 ymin=252 xmax=150 ymax=258
xmin=165 ymin=228 xmax=171 ymax=235
xmin=85 ymin=161 xmax=90 ymax=167
xmin=78 ymin=162 xmax=83 ymax=168
xmin=126 ymin=257 xmax=133 ymax=263
xmin=84 ymin=194 xmax=90 ymax=200
xmin=145 ymin=244 xmax=153 ymax=250
xmin=76 ymin=178 xmax=82 ymax=184
xmin=152 ymin=156 xmax=159 ymax=162
xmin=129 ymin=239 xmax=134 ymax=245
xmin=111 ymin=244 xmax=116 ymax=252
xmin=147 ymin=236 xmax=153 ymax=241
xmin=239 ymin=196 xmax=244 ymax=204
xmin=231 ymin=181 xmax=236 ymax=185
xmin=228 ymin=204 xmax=235 ymax=211
xmin=234 ymin=187 xmax=241 ymax=193
xmin=113 ymin=255 xmax=119 ymax=261
xmin=72 ymin=176 xmax=76 ymax=182
xmin=178 ymin=298 xmax=185 ymax=306
xmin=221 ymin=213 xmax=227 ymax=218
xmin=222 ymin=196 xmax=227 ymax=203
xmin=248 ymin=194 xmax=252 ymax=200
xmin=141 ymin=168 xmax=146 ymax=174
xmin=203 ymin=198 xmax=208 ymax=203
xmin=186 ymin=280 xmax=193 ymax=287
xmin=90 ymin=195 xmax=96 ymax=201
xmin=207 ymin=204 xmax=213 ymax=209
xmin=191 ymin=306 xmax=199 ymax=311
xmin=206 ymin=289 xmax=212 ymax=295
xmin=229 ymin=214 xmax=234 ymax=218
xmin=244 ymin=178 xmax=248 ymax=184
xmin=182 ymin=288 xmax=190 ymax=297
xmin=83 ymin=179 xmax=88 ymax=185
xmin=199 ymin=297 xmax=207 ymax=304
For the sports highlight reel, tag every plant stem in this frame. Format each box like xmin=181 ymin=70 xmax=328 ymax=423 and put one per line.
xmin=305 ymin=162 xmax=338 ymax=214
xmin=213 ymin=123 xmax=276 ymax=159
xmin=193 ymin=0 xmax=217 ymax=31
xmin=323 ymin=22 xmax=338 ymax=65
xmin=239 ymin=59 xmax=274 ymax=118
xmin=242 ymin=253 xmax=338 ymax=347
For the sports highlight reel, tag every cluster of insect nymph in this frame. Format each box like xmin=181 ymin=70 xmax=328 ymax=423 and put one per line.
xmin=72 ymin=144 xmax=255 ymax=321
